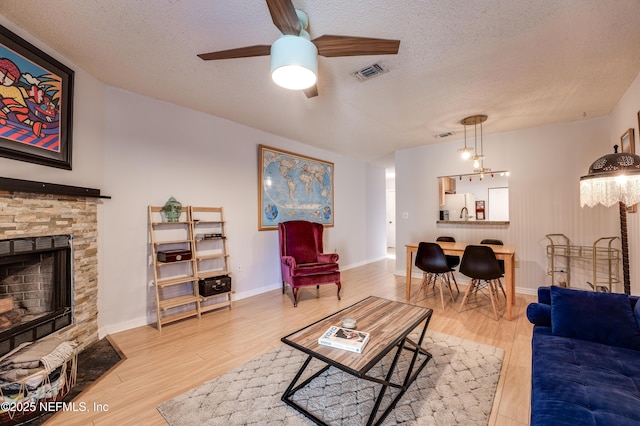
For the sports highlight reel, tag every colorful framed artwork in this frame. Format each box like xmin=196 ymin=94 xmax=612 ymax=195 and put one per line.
xmin=0 ymin=25 xmax=74 ymax=169
xmin=258 ymin=145 xmax=334 ymax=230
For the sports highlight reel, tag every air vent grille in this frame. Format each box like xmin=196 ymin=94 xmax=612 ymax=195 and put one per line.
xmin=354 ymin=63 xmax=388 ymax=81
xmin=435 ymin=132 xmax=454 ymax=138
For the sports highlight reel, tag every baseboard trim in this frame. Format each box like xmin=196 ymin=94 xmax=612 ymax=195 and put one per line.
xmin=104 ymin=256 xmax=395 ymax=334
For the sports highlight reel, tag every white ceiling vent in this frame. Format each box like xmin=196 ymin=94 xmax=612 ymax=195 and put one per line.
xmin=354 ymin=62 xmax=389 ymax=81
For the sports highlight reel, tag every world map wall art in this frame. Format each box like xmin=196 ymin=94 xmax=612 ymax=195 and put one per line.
xmin=258 ymin=145 xmax=334 ymax=230
xmin=0 ymin=25 xmax=74 ymax=169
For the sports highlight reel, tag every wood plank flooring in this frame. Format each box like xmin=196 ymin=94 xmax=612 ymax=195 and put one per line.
xmin=46 ymin=257 xmax=535 ymax=425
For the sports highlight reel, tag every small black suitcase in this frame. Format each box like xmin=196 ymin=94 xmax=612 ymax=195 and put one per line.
xmin=199 ymin=275 xmax=231 ymax=296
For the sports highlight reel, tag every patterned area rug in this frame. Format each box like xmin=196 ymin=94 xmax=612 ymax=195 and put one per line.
xmin=157 ymin=331 xmax=504 ymax=425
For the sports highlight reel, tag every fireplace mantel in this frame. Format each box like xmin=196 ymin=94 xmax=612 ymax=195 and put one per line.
xmin=0 ymin=177 xmax=111 ymax=199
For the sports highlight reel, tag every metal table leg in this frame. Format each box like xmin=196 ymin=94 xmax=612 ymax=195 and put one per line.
xmin=282 ymin=318 xmax=432 ymax=426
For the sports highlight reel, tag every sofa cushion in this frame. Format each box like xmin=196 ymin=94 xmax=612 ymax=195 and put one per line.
xmin=531 ymin=332 xmax=640 ymax=426
xmin=635 ymin=298 xmax=640 ymax=331
xmin=537 ymin=286 xmax=551 ymax=305
xmin=526 ymin=302 xmax=551 ymax=327
xmin=550 ymin=286 xmax=640 ymax=351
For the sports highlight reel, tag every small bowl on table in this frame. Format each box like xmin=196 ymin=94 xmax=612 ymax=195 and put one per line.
xmin=341 ymin=317 xmax=357 ymax=329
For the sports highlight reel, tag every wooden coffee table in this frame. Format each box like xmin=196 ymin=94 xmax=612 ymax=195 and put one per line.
xmin=281 ymin=296 xmax=433 ymax=425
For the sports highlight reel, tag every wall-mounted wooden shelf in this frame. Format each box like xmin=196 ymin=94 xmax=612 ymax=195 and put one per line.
xmin=0 ymin=177 xmax=110 ymax=199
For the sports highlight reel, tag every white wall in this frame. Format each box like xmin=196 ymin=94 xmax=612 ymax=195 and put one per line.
xmin=395 ymin=116 xmax=621 ymax=294
xmin=609 ymin=70 xmax=640 ymax=295
xmin=100 ymin=87 xmax=386 ymax=334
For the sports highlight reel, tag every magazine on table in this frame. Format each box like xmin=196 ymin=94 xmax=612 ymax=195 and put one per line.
xmin=318 ymin=326 xmax=370 ymax=353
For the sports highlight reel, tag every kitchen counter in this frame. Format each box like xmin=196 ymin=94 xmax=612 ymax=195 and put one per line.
xmin=437 ymin=220 xmax=509 ymax=225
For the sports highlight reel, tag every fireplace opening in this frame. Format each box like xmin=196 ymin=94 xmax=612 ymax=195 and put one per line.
xmin=0 ymin=235 xmax=73 ymax=356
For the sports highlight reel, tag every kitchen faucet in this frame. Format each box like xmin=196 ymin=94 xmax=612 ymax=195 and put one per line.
xmin=460 ymin=207 xmax=468 ymax=220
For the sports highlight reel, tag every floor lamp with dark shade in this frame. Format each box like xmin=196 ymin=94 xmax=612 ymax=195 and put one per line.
xmin=580 ymin=145 xmax=640 ymax=295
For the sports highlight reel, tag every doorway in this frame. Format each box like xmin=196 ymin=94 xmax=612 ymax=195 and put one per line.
xmin=386 ymin=189 xmax=396 ymax=248
xmin=386 ymin=169 xmax=396 ymax=258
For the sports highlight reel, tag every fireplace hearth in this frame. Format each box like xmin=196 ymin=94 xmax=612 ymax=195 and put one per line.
xmin=0 ymin=235 xmax=73 ymax=356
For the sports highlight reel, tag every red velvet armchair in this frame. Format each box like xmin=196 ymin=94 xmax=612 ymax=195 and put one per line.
xmin=278 ymin=220 xmax=341 ymax=307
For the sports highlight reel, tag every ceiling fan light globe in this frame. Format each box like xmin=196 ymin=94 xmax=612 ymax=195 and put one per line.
xmin=271 ymin=35 xmax=318 ymax=90
xmin=272 ymin=65 xmax=317 ymax=90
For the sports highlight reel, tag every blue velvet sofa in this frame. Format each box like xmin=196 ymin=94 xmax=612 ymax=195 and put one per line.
xmin=527 ymin=286 xmax=640 ymax=426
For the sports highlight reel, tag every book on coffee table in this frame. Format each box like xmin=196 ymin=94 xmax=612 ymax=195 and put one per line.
xmin=318 ymin=326 xmax=370 ymax=353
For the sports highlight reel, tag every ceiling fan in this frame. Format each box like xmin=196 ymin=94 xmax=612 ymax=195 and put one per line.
xmin=197 ymin=0 xmax=400 ymax=98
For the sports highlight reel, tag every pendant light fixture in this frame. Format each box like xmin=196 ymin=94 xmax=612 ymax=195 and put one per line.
xmin=457 ymin=123 xmax=473 ymax=159
xmin=460 ymin=114 xmax=490 ymax=173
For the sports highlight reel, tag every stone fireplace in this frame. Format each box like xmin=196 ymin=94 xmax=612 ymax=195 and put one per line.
xmin=0 ymin=235 xmax=73 ymax=355
xmin=0 ymin=190 xmax=99 ymax=355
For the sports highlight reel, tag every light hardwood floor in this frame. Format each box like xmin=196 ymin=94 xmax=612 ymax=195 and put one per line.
xmin=47 ymin=258 xmax=535 ymax=425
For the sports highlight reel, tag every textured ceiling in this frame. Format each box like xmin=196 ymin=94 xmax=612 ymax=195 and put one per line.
xmin=1 ymin=0 xmax=640 ymax=167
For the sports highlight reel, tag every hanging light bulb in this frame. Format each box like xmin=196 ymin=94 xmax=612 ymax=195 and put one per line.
xmin=457 ymin=123 xmax=473 ymax=159
xmin=457 ymin=124 xmax=473 ymax=159
xmin=461 ymin=115 xmax=491 ymax=173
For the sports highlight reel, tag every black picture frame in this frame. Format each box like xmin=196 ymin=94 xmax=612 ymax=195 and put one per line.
xmin=0 ymin=25 xmax=74 ymax=169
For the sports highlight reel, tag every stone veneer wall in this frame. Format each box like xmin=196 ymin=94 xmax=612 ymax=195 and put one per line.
xmin=0 ymin=191 xmax=99 ymax=351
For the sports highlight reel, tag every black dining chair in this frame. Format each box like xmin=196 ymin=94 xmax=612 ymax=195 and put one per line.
xmin=414 ymin=242 xmax=460 ymax=308
xmin=480 ymin=239 xmax=506 ymax=299
xmin=458 ymin=245 xmax=504 ymax=320
xmin=436 ymin=236 xmax=460 ymax=287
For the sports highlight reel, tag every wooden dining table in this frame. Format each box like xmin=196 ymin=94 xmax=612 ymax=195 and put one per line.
xmin=405 ymin=241 xmax=517 ymax=320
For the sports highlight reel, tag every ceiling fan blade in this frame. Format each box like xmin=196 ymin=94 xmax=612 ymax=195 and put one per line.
xmin=313 ymin=35 xmax=400 ymax=57
xmin=304 ymin=85 xmax=318 ymax=98
xmin=266 ymin=0 xmax=301 ymax=35
xmin=197 ymin=45 xmax=271 ymax=60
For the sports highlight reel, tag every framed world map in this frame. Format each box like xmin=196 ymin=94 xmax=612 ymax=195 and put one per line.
xmin=258 ymin=145 xmax=334 ymax=230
